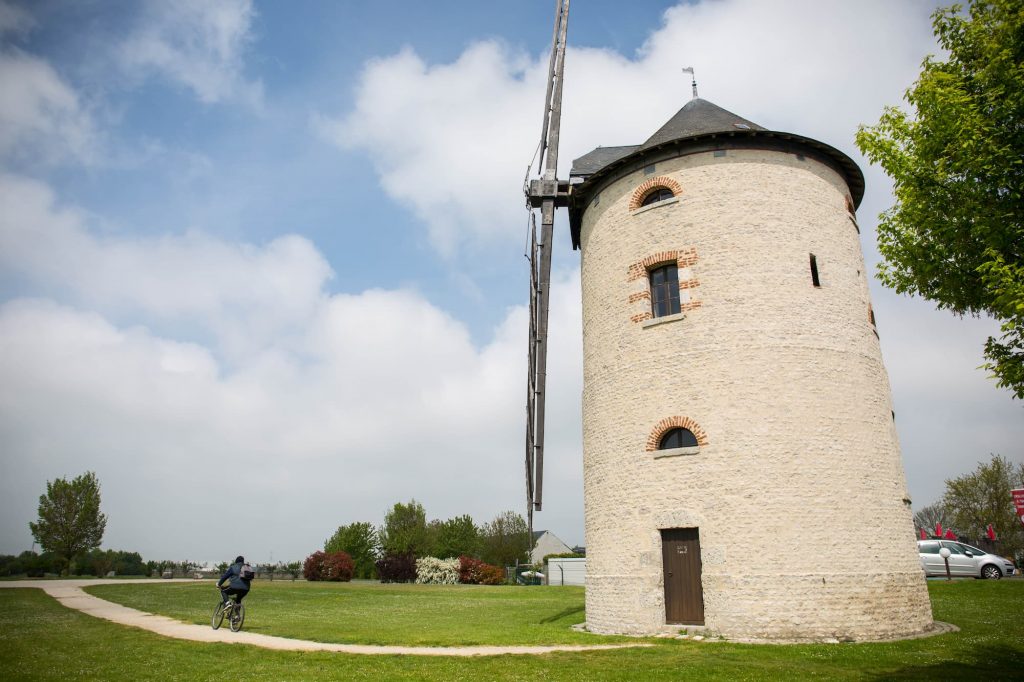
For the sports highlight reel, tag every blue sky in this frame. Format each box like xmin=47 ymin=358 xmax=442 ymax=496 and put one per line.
xmin=1 ymin=0 xmax=1021 ymax=564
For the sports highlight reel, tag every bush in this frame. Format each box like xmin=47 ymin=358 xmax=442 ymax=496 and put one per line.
xmin=304 ymin=550 xmax=355 ymax=581
xmin=415 ymin=557 xmax=459 ymax=584
xmin=458 ymin=556 xmax=505 ymax=585
xmin=303 ymin=551 xmax=326 ymax=580
xmin=323 ymin=551 xmax=354 ymax=582
xmin=375 ymin=551 xmax=417 ymax=583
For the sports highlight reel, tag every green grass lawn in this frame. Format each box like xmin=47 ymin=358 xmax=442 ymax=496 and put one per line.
xmin=86 ymin=580 xmax=609 ymax=646
xmin=0 ymin=580 xmax=1021 ymax=680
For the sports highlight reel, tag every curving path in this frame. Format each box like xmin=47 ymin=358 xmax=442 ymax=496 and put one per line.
xmin=1 ymin=580 xmax=647 ymax=657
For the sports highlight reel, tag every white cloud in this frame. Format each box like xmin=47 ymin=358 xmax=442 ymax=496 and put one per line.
xmin=315 ymin=42 xmax=543 ymax=256
xmin=119 ymin=0 xmax=263 ymax=106
xmin=0 ymin=173 xmax=330 ymax=358
xmin=0 ymin=50 xmax=97 ymax=164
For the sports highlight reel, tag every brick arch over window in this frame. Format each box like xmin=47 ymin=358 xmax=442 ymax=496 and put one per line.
xmin=629 ymin=176 xmax=683 ymax=211
xmin=645 ymin=416 xmax=709 ymax=451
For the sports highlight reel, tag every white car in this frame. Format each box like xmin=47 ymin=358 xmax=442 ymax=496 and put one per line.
xmin=918 ymin=540 xmax=1016 ymax=579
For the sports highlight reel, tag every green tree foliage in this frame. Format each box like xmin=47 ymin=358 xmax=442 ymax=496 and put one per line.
xmin=325 ymin=522 xmax=380 ymax=578
xmin=0 ymin=551 xmax=61 ymax=577
xmin=28 ymin=471 xmax=107 ymax=575
xmin=82 ymin=549 xmax=146 ymax=577
xmin=942 ymin=453 xmax=1024 ymax=558
xmin=434 ymin=514 xmax=481 ymax=559
xmin=855 ymin=0 xmax=1024 ymax=398
xmin=479 ymin=510 xmax=530 ymax=567
xmin=378 ymin=500 xmax=430 ymax=557
xmin=913 ymin=501 xmax=951 ymax=535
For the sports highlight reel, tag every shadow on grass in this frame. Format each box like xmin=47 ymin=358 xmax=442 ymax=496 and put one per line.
xmin=864 ymin=644 xmax=1024 ymax=680
xmin=539 ymin=605 xmax=585 ymax=624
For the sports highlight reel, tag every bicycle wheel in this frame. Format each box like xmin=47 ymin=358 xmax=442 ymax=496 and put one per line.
xmin=211 ymin=601 xmax=226 ymax=630
xmin=229 ymin=603 xmax=245 ymax=632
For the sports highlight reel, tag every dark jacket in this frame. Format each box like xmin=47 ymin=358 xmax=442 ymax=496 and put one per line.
xmin=219 ymin=562 xmax=251 ymax=591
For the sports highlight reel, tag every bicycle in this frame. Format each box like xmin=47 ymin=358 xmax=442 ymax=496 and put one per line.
xmin=212 ymin=591 xmax=246 ymax=632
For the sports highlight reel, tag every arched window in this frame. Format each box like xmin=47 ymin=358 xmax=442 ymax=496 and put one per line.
xmin=659 ymin=428 xmax=699 ymax=450
xmin=641 ymin=187 xmax=675 ymax=206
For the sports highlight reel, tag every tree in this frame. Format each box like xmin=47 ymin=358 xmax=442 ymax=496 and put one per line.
xmin=855 ymin=0 xmax=1024 ymax=398
xmin=435 ymin=514 xmax=481 ymax=559
xmin=325 ymin=522 xmax=379 ymax=578
xmin=479 ymin=510 xmax=530 ymax=567
xmin=942 ymin=453 xmax=1024 ymax=558
xmin=913 ymin=501 xmax=951 ymax=535
xmin=29 ymin=471 xmax=107 ymax=575
xmin=378 ymin=500 xmax=430 ymax=557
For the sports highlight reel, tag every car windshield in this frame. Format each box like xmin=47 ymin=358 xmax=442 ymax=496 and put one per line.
xmin=940 ymin=542 xmax=964 ymax=554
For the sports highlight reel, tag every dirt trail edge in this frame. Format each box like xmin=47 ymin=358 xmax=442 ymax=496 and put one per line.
xmin=1 ymin=580 xmax=647 ymax=657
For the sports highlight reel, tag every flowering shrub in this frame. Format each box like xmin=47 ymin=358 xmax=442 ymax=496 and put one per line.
xmin=322 ymin=551 xmax=354 ymax=582
xmin=304 ymin=550 xmax=354 ymax=581
xmin=375 ymin=551 xmax=417 ymax=583
xmin=458 ymin=556 xmax=505 ymax=585
xmin=303 ymin=551 xmax=326 ymax=580
xmin=415 ymin=556 xmax=459 ymax=584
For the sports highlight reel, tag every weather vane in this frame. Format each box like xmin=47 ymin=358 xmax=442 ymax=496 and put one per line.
xmin=682 ymin=66 xmax=698 ymax=99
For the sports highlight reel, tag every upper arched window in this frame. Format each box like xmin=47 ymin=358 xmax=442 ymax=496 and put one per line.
xmin=641 ymin=187 xmax=676 ymax=206
xmin=659 ymin=428 xmax=698 ymax=450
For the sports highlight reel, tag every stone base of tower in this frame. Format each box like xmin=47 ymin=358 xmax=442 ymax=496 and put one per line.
xmin=585 ymin=570 xmax=936 ymax=642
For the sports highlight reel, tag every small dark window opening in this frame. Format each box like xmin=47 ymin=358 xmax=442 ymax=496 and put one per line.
xmin=641 ymin=187 xmax=675 ymax=206
xmin=869 ymin=305 xmax=876 ymax=326
xmin=809 ymin=254 xmax=821 ymax=287
xmin=713 ymin=149 xmax=727 ymax=158
xmin=659 ymin=428 xmax=698 ymax=449
xmin=650 ymin=264 xmax=681 ymax=318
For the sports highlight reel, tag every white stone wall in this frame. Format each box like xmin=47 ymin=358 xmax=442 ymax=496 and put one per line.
xmin=578 ymin=148 xmax=934 ymax=640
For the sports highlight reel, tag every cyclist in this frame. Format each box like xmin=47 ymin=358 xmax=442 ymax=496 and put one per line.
xmin=217 ymin=555 xmax=252 ymax=607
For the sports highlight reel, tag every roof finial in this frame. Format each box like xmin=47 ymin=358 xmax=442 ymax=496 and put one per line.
xmin=682 ymin=66 xmax=698 ymax=99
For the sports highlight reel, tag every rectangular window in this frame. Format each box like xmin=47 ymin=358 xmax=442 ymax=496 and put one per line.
xmin=809 ymin=254 xmax=820 ymax=287
xmin=650 ymin=264 xmax=681 ymax=317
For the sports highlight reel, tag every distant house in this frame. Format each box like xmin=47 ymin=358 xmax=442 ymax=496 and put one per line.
xmin=531 ymin=530 xmax=573 ymax=564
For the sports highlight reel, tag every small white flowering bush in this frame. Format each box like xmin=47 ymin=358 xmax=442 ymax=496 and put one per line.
xmin=415 ymin=556 xmax=459 ymax=584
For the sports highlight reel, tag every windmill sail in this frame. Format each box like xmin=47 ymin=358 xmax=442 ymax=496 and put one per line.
xmin=525 ymin=0 xmax=570 ymax=539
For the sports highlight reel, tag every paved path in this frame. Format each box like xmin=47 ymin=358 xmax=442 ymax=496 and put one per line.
xmin=0 ymin=580 xmax=646 ymax=657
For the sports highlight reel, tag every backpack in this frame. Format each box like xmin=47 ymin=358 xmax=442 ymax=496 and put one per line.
xmin=240 ymin=563 xmax=255 ymax=580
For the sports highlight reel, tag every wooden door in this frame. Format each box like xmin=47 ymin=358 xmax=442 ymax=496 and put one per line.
xmin=661 ymin=528 xmax=704 ymax=625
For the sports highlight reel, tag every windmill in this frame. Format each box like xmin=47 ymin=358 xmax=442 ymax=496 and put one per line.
xmin=524 ymin=0 xmax=571 ymax=542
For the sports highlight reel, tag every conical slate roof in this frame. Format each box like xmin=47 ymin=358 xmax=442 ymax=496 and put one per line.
xmin=639 ymin=98 xmax=766 ymax=150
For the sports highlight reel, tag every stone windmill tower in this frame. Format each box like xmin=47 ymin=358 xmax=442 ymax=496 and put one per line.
xmin=524 ymin=3 xmax=935 ymax=641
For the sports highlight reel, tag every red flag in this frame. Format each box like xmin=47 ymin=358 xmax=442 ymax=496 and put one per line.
xmin=944 ymin=529 xmax=957 ymax=540
xmin=986 ymin=524 xmax=996 ymax=541
xmin=919 ymin=527 xmax=927 ymax=540
xmin=935 ymin=522 xmax=942 ymax=537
